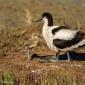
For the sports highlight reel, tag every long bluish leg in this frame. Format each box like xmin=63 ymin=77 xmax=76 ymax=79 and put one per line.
xmin=56 ymin=51 xmax=59 ymax=61
xmin=66 ymin=52 xmax=71 ymax=61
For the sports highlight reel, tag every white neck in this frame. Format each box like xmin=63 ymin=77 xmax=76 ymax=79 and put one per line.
xmin=42 ymin=17 xmax=49 ymax=27
xmin=42 ymin=17 xmax=51 ymax=42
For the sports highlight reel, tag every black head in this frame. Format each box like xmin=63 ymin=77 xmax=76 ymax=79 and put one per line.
xmin=42 ymin=12 xmax=53 ymax=26
xmin=42 ymin=13 xmax=52 ymax=18
xmin=33 ymin=12 xmax=53 ymax=26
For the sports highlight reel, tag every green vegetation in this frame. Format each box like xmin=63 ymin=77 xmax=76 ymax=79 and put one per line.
xmin=24 ymin=67 xmax=85 ymax=85
xmin=0 ymin=72 xmax=16 ymax=85
xmin=0 ymin=67 xmax=85 ymax=85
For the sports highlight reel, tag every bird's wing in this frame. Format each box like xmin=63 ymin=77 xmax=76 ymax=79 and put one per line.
xmin=53 ymin=31 xmax=85 ymax=49
xmin=53 ymin=28 xmax=79 ymax=40
xmin=77 ymin=31 xmax=85 ymax=38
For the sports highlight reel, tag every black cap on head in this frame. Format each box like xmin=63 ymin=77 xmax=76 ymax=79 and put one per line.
xmin=42 ymin=12 xmax=53 ymax=26
xmin=33 ymin=12 xmax=53 ymax=26
xmin=42 ymin=13 xmax=52 ymax=18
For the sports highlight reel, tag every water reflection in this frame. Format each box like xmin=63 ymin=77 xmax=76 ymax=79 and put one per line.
xmin=31 ymin=51 xmax=85 ymax=61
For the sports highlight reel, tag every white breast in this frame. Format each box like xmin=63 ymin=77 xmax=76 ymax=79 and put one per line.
xmin=42 ymin=25 xmax=59 ymax=51
xmin=54 ymin=29 xmax=78 ymax=40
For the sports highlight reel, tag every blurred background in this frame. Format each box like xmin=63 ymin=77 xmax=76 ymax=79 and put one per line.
xmin=0 ymin=0 xmax=85 ymax=56
xmin=0 ymin=0 xmax=85 ymax=29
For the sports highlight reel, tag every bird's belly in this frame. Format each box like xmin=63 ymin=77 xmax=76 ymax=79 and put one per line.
xmin=42 ymin=32 xmax=58 ymax=51
xmin=46 ymin=39 xmax=54 ymax=50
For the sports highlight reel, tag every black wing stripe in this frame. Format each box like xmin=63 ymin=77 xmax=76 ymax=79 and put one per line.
xmin=53 ymin=32 xmax=84 ymax=49
xmin=52 ymin=26 xmax=69 ymax=35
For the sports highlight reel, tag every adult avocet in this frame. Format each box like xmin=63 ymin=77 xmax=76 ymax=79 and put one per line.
xmin=33 ymin=12 xmax=85 ymax=61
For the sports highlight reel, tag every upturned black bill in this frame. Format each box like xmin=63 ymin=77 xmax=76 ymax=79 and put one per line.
xmin=32 ymin=18 xmax=42 ymax=22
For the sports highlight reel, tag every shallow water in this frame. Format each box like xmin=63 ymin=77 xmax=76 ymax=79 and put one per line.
xmin=31 ymin=51 xmax=85 ymax=62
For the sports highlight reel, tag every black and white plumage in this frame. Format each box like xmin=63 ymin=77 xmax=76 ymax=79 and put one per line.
xmin=33 ymin=12 xmax=85 ymax=61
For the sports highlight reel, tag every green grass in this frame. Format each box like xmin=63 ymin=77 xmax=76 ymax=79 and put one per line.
xmin=0 ymin=72 xmax=16 ymax=85
xmin=0 ymin=64 xmax=85 ymax=85
xmin=24 ymin=67 xmax=85 ymax=85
